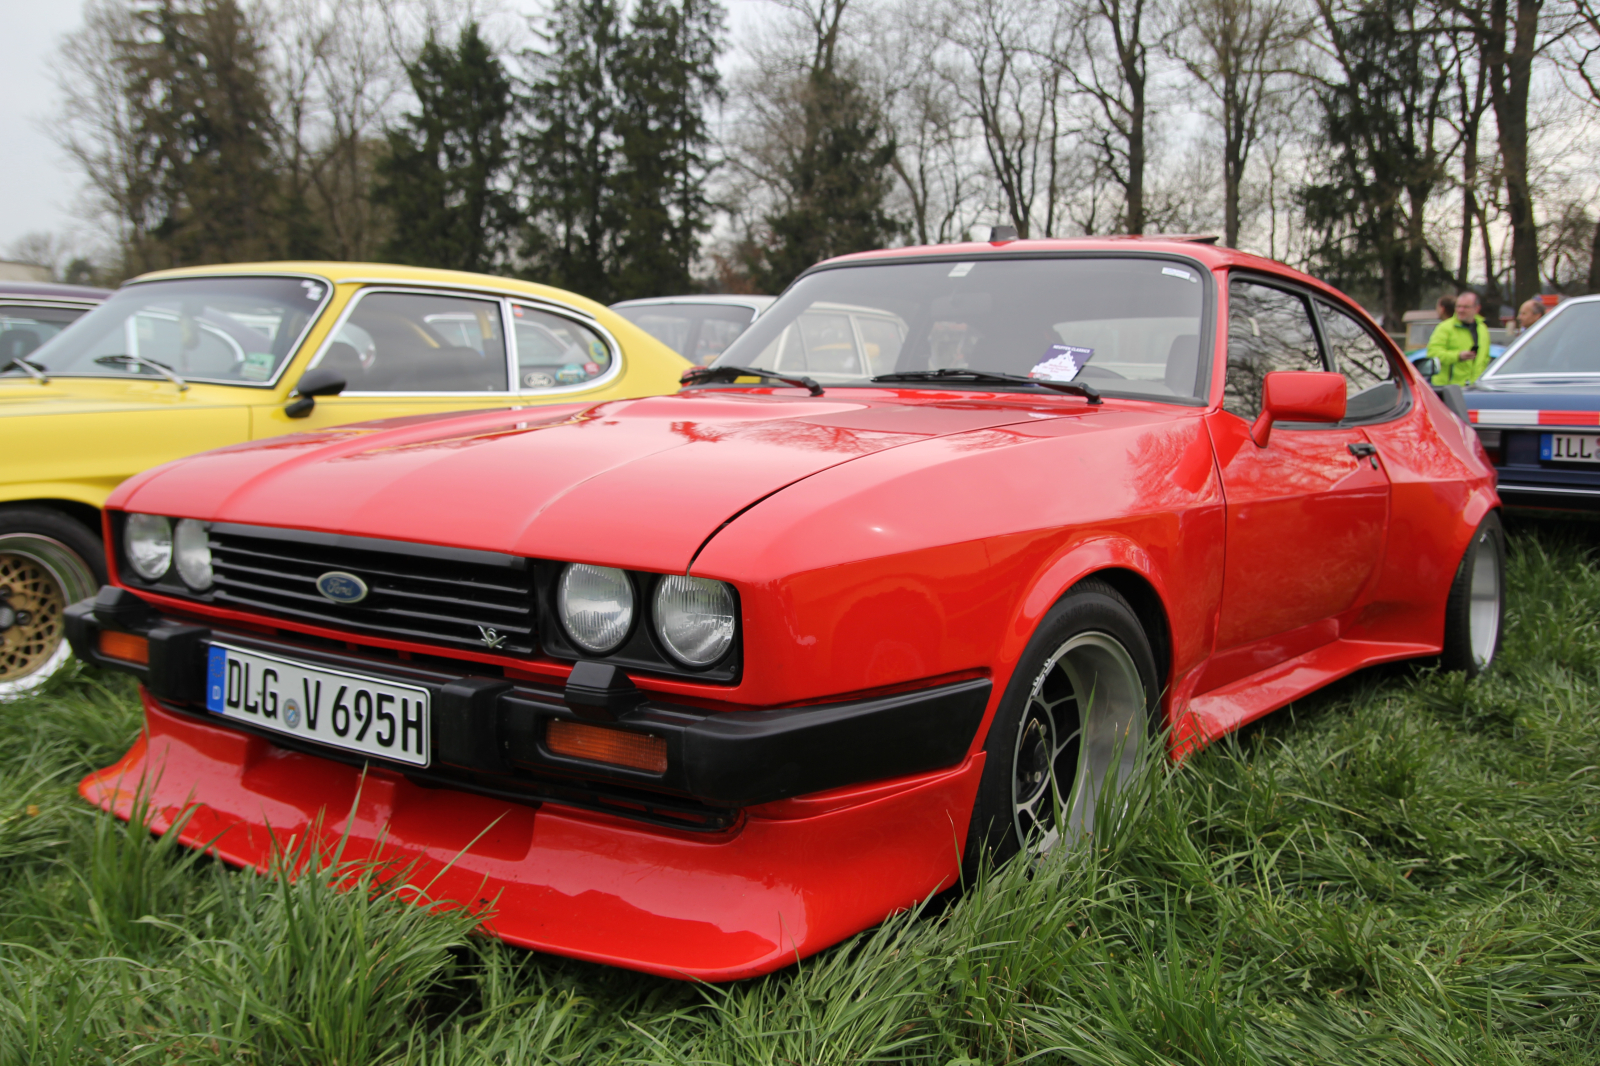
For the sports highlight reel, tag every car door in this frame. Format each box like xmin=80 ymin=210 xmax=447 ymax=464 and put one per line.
xmin=1204 ymin=275 xmax=1392 ymax=664
xmin=252 ymin=288 xmax=515 ymax=435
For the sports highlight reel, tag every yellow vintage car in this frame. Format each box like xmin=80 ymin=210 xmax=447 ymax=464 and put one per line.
xmin=0 ymin=262 xmax=690 ymax=697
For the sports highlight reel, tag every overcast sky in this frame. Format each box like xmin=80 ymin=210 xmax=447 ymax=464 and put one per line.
xmin=1 ymin=1 xmax=90 ymax=255
xmin=0 ymin=0 xmax=772 ymax=264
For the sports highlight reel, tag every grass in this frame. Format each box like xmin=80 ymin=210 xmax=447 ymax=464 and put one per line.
xmin=3 ymin=515 xmax=1599 ymax=1064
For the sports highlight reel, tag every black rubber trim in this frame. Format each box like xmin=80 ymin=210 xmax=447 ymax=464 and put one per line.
xmin=69 ymin=592 xmax=993 ymax=817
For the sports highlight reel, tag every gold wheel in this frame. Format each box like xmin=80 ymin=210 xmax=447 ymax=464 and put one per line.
xmin=0 ymin=533 xmax=97 ymax=699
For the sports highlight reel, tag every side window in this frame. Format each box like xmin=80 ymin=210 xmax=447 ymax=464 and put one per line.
xmin=1224 ymin=279 xmax=1325 ymax=420
xmin=511 ymin=304 xmax=612 ymax=390
xmin=322 ymin=292 xmax=508 ymax=393
xmin=1316 ymin=298 xmax=1401 ymax=421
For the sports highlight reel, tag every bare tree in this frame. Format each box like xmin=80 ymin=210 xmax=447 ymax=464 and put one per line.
xmin=944 ymin=0 xmax=1068 ymax=237
xmin=1558 ymin=0 xmax=1600 ymax=290
xmin=1061 ymin=0 xmax=1164 ymax=234
xmin=1170 ymin=0 xmax=1309 ymax=248
xmin=1441 ymin=0 xmax=1571 ymax=303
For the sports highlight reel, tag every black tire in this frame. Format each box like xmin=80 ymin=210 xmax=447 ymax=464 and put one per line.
xmin=961 ymin=578 xmax=1158 ymax=881
xmin=1440 ymin=511 xmax=1504 ymax=677
xmin=0 ymin=506 xmax=104 ymax=698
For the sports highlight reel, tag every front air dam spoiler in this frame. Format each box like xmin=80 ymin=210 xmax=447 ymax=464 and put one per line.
xmin=81 ymin=692 xmax=987 ymax=981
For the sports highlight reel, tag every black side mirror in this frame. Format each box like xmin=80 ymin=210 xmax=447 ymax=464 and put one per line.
xmin=1411 ymin=356 xmax=1439 ymax=379
xmin=284 ymin=367 xmax=347 ymax=419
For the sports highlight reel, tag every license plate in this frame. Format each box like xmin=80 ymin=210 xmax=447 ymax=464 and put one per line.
xmin=205 ymin=643 xmax=431 ymax=766
xmin=1541 ymin=433 xmax=1600 ymax=463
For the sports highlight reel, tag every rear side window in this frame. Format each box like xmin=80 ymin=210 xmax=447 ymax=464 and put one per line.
xmin=1316 ymin=298 xmax=1401 ymax=421
xmin=1224 ymin=279 xmax=1325 ymax=420
xmin=511 ymin=304 xmax=612 ymax=390
xmin=323 ymin=291 xmax=508 ymax=393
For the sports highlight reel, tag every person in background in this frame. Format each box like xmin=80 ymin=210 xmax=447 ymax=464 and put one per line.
xmin=1515 ymin=298 xmax=1545 ymax=333
xmin=1437 ymin=294 xmax=1455 ymax=321
xmin=1427 ymin=290 xmax=1491 ymax=386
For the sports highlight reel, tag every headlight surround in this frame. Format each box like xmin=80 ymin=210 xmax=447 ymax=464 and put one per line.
xmin=173 ymin=518 xmax=213 ymax=590
xmin=557 ymin=564 xmax=635 ymax=654
xmin=124 ymin=514 xmax=173 ymax=581
xmin=653 ymin=575 xmax=737 ymax=666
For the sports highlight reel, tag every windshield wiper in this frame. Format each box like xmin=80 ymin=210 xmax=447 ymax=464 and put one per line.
xmin=95 ymin=354 xmax=189 ymax=392
xmin=872 ymin=368 xmax=1101 ymax=405
xmin=682 ymin=365 xmax=824 ymax=397
xmin=1 ymin=356 xmax=48 ymax=384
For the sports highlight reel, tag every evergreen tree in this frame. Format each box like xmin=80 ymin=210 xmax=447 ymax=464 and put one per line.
xmin=521 ymin=0 xmax=724 ymax=302
xmin=1300 ymin=0 xmax=1452 ymax=327
xmin=610 ymin=0 xmax=724 ymax=299
xmin=522 ymin=0 xmax=625 ymax=300
xmin=747 ymin=64 xmax=900 ymax=293
xmin=374 ymin=23 xmax=518 ymax=273
xmin=123 ymin=0 xmax=282 ymax=269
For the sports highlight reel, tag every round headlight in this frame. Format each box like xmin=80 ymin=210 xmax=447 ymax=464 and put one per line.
xmin=174 ymin=518 xmax=213 ymax=590
xmin=557 ymin=564 xmax=635 ymax=654
xmin=653 ymin=576 xmax=736 ymax=666
xmin=124 ymin=514 xmax=172 ymax=581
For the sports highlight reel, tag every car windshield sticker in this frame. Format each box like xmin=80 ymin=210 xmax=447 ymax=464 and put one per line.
xmin=242 ymin=351 xmax=276 ymax=381
xmin=1030 ymin=344 xmax=1094 ymax=381
xmin=300 ymin=280 xmax=325 ymax=302
xmin=523 ymin=370 xmax=556 ymax=389
xmin=948 ymin=262 xmax=976 ymax=277
xmin=1162 ymin=266 xmax=1197 ymax=283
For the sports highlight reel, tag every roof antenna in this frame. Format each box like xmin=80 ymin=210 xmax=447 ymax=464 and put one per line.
xmin=989 ymin=225 xmax=1018 ymax=242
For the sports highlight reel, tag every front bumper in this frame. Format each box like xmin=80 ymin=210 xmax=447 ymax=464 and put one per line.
xmin=71 ymin=586 xmax=995 ymax=977
xmin=67 ymin=586 xmax=991 ymax=819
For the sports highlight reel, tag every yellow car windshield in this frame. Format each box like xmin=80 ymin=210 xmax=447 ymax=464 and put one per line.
xmin=17 ymin=275 xmax=331 ymax=387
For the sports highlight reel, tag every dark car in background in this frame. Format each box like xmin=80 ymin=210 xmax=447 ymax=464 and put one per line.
xmin=1465 ymin=294 xmax=1600 ymax=510
xmin=0 ymin=281 xmax=110 ymax=367
xmin=611 ymin=295 xmax=774 ymax=366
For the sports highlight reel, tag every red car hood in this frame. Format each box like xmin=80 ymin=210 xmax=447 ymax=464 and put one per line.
xmin=114 ymin=391 xmax=1071 ymax=573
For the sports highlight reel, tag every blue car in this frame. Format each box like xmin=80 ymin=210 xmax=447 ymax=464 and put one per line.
xmin=1450 ymin=296 xmax=1600 ymax=511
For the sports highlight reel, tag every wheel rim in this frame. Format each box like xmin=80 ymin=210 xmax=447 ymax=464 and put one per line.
xmin=1010 ymin=631 xmax=1146 ymax=855
xmin=0 ymin=534 xmax=97 ymax=699
xmin=1467 ymin=529 xmax=1501 ymax=668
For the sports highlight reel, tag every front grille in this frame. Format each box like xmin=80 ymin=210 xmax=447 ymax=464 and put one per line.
xmin=209 ymin=524 xmax=535 ymax=655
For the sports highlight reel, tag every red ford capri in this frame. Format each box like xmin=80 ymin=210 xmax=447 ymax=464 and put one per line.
xmin=70 ymin=238 xmax=1501 ymax=980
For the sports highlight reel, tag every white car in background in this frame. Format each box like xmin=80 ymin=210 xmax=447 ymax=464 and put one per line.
xmin=611 ymin=295 xmax=775 ymax=366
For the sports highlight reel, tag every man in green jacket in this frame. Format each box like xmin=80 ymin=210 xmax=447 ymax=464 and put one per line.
xmin=1428 ymin=290 xmax=1492 ymax=386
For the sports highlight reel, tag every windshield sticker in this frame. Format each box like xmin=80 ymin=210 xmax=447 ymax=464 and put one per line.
xmin=1030 ymin=344 xmax=1094 ymax=381
xmin=241 ymin=351 xmax=276 ymax=381
xmin=300 ymin=280 xmax=325 ymax=302
xmin=1162 ymin=266 xmax=1197 ymax=283
xmin=948 ymin=262 xmax=976 ymax=277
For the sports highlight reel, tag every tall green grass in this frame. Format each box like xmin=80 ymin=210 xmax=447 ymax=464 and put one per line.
xmin=3 ymin=516 xmax=1598 ymax=1064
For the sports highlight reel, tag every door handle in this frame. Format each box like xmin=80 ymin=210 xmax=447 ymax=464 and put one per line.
xmin=1347 ymin=442 xmax=1378 ymax=468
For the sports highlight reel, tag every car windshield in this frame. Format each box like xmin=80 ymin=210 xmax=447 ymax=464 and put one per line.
xmin=614 ymin=303 xmax=757 ymax=366
xmin=711 ymin=256 xmax=1208 ymax=400
xmin=13 ymin=275 xmax=328 ymax=385
xmin=1 ymin=304 xmax=92 ymax=364
xmin=1489 ymin=302 xmax=1600 ymax=377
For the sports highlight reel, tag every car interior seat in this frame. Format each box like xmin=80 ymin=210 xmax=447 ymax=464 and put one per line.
xmin=1164 ymin=334 xmax=1200 ymax=396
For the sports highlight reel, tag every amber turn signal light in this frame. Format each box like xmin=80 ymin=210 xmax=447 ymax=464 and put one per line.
xmin=98 ymin=630 xmax=150 ymax=665
xmin=546 ymin=720 xmax=667 ymax=774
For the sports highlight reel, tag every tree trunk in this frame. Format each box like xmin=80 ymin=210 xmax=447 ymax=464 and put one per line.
xmin=1484 ymin=0 xmax=1542 ymax=305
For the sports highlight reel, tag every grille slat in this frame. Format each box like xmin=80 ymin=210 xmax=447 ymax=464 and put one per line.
xmin=209 ymin=527 xmax=536 ymax=655
xmin=214 ymin=543 xmax=531 ymax=597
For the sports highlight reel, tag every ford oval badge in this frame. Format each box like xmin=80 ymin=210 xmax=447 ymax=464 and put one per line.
xmin=316 ymin=571 xmax=368 ymax=604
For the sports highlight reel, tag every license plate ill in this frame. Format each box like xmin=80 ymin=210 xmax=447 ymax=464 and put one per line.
xmin=205 ymin=643 xmax=431 ymax=766
xmin=1541 ymin=433 xmax=1600 ymax=463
